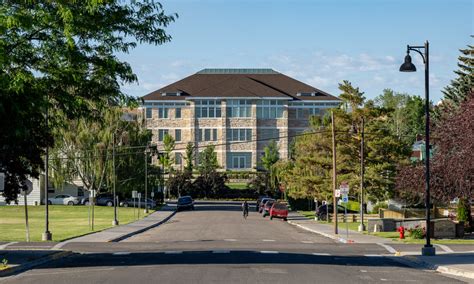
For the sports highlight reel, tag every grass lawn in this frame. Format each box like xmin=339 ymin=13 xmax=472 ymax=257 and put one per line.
xmin=299 ymin=211 xmax=367 ymax=231
xmin=226 ymin=183 xmax=248 ymax=190
xmin=0 ymin=205 xmax=154 ymax=242
xmin=299 ymin=210 xmax=474 ymax=244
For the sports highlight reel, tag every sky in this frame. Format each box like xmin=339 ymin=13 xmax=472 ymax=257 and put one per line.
xmin=119 ymin=0 xmax=473 ymax=103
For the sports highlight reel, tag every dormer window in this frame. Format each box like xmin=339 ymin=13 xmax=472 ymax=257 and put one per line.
xmin=297 ymin=92 xmax=316 ymax=97
xmin=161 ymin=92 xmax=181 ymax=96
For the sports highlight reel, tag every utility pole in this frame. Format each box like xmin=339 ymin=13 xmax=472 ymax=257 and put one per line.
xmin=358 ymin=117 xmax=366 ymax=232
xmin=42 ymin=103 xmax=52 ymax=241
xmin=144 ymin=144 xmax=149 ymax=213
xmin=23 ymin=189 xmax=30 ymax=242
xmin=112 ymin=132 xmax=119 ymax=226
xmin=331 ymin=111 xmax=338 ymax=235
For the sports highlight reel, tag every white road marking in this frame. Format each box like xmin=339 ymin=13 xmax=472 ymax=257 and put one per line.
xmin=52 ymin=241 xmax=69 ymax=250
xmin=262 ymin=239 xmax=275 ymax=242
xmin=360 ymin=269 xmax=368 ymax=273
xmin=377 ymin=243 xmax=397 ymax=254
xmin=435 ymin=244 xmax=454 ymax=253
xmin=224 ymin=239 xmax=237 ymax=242
xmin=365 ymin=254 xmax=383 ymax=257
xmin=312 ymin=253 xmax=331 ymax=256
xmin=212 ymin=250 xmax=230 ymax=254
xmin=164 ymin=251 xmax=183 ymax=254
xmin=260 ymin=251 xmax=279 ymax=254
xmin=0 ymin=242 xmax=18 ymax=249
xmin=24 ymin=267 xmax=115 ymax=276
xmin=301 ymin=241 xmax=314 ymax=244
xmin=113 ymin=252 xmax=131 ymax=255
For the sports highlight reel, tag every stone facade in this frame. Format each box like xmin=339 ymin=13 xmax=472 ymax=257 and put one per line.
xmin=143 ymin=99 xmax=338 ymax=171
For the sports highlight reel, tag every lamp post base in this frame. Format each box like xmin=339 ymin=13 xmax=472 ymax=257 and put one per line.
xmin=112 ymin=220 xmax=119 ymax=226
xmin=42 ymin=231 xmax=52 ymax=241
xmin=358 ymin=224 xmax=366 ymax=232
xmin=421 ymin=246 xmax=436 ymax=256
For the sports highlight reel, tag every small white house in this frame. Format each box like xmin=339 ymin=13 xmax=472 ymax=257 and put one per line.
xmin=0 ymin=173 xmax=87 ymax=206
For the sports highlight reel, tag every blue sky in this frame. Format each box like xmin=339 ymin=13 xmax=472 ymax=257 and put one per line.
xmin=119 ymin=0 xmax=473 ymax=102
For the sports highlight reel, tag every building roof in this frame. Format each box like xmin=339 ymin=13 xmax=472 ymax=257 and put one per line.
xmin=142 ymin=69 xmax=339 ymax=102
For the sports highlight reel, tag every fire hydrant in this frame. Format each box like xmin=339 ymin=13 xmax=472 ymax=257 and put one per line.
xmin=398 ymin=226 xmax=405 ymax=239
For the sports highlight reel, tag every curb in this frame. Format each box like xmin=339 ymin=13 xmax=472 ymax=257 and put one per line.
xmin=388 ymin=255 xmax=474 ymax=280
xmin=110 ymin=210 xmax=177 ymax=242
xmin=287 ymin=220 xmax=354 ymax=244
xmin=0 ymin=250 xmax=73 ymax=278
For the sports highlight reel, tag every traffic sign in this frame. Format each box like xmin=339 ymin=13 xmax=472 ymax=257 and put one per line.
xmin=151 ymin=191 xmax=155 ymax=198
xmin=335 ymin=189 xmax=341 ymax=197
xmin=340 ymin=181 xmax=349 ymax=195
xmin=138 ymin=193 xmax=142 ymax=199
xmin=342 ymin=194 xmax=349 ymax=203
xmin=132 ymin=190 xmax=138 ymax=198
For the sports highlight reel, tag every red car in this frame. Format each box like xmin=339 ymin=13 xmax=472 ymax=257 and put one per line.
xmin=258 ymin=198 xmax=274 ymax=213
xmin=270 ymin=202 xmax=288 ymax=221
xmin=262 ymin=200 xmax=275 ymax=217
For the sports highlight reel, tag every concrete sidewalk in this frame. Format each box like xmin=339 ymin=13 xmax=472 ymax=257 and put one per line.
xmin=286 ymin=211 xmax=393 ymax=244
xmin=0 ymin=250 xmax=72 ymax=277
xmin=288 ymin=211 xmax=474 ymax=280
xmin=53 ymin=205 xmax=176 ymax=248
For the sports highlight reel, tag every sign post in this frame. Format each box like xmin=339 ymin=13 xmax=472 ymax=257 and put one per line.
xmin=132 ymin=190 xmax=138 ymax=220
xmin=340 ymin=182 xmax=350 ymax=240
xmin=90 ymin=190 xmax=96 ymax=230
xmin=137 ymin=193 xmax=141 ymax=220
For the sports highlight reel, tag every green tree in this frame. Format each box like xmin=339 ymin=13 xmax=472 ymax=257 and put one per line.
xmin=159 ymin=134 xmax=175 ymax=175
xmin=0 ymin=1 xmax=176 ymax=202
xmin=184 ymin=142 xmax=194 ymax=174
xmin=434 ymin=38 xmax=473 ymax=121
xmin=374 ymin=89 xmax=424 ymax=145
xmin=198 ymin=145 xmax=219 ymax=177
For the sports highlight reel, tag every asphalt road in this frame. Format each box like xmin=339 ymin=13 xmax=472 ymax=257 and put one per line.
xmin=1 ymin=201 xmax=470 ymax=284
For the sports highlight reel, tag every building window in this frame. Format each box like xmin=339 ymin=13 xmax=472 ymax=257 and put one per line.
xmin=260 ymin=129 xmax=280 ymax=141
xmin=175 ymin=153 xmax=182 ymax=165
xmin=175 ymin=129 xmax=181 ymax=141
xmin=226 ymin=152 xmax=251 ymax=169
xmin=257 ymin=100 xmax=284 ymax=119
xmin=158 ymin=107 xmax=169 ymax=118
xmin=227 ymin=100 xmax=251 ymax=117
xmin=195 ymin=100 xmax=222 ymax=118
xmin=175 ymin=108 xmax=181 ymax=118
xmin=158 ymin=129 xmax=169 ymax=141
xmin=146 ymin=108 xmax=152 ymax=119
xmin=227 ymin=129 xmax=252 ymax=141
xmin=198 ymin=128 xmax=218 ymax=141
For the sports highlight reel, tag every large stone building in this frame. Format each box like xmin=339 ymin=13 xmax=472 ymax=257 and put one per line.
xmin=142 ymin=68 xmax=340 ymax=171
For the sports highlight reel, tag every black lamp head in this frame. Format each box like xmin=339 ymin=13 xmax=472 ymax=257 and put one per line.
xmin=399 ymin=52 xmax=417 ymax=72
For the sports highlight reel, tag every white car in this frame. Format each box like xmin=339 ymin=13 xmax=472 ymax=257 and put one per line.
xmin=48 ymin=194 xmax=80 ymax=205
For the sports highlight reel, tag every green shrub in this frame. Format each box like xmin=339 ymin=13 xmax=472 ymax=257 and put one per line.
xmin=457 ymin=198 xmax=470 ymax=223
xmin=371 ymin=202 xmax=388 ymax=214
xmin=407 ymin=225 xmax=425 ymax=239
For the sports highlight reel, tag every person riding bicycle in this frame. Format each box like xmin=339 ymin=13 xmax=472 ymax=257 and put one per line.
xmin=242 ymin=200 xmax=249 ymax=218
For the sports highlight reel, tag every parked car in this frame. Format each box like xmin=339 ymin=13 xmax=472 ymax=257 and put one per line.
xmin=256 ymin=195 xmax=269 ymax=212
xmin=177 ymin=196 xmax=194 ymax=211
xmin=262 ymin=200 xmax=275 ymax=217
xmin=316 ymin=204 xmax=358 ymax=220
xmin=259 ymin=198 xmax=275 ymax=213
xmin=270 ymin=202 xmax=289 ymax=221
xmin=48 ymin=194 xmax=80 ymax=205
xmin=120 ymin=198 xmax=156 ymax=209
xmin=81 ymin=194 xmax=116 ymax=206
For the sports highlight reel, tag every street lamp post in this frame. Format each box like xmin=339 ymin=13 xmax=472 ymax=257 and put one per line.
xmin=358 ymin=117 xmax=365 ymax=232
xmin=144 ymin=143 xmax=149 ymax=214
xmin=112 ymin=132 xmax=119 ymax=226
xmin=399 ymin=40 xmax=435 ymax=256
